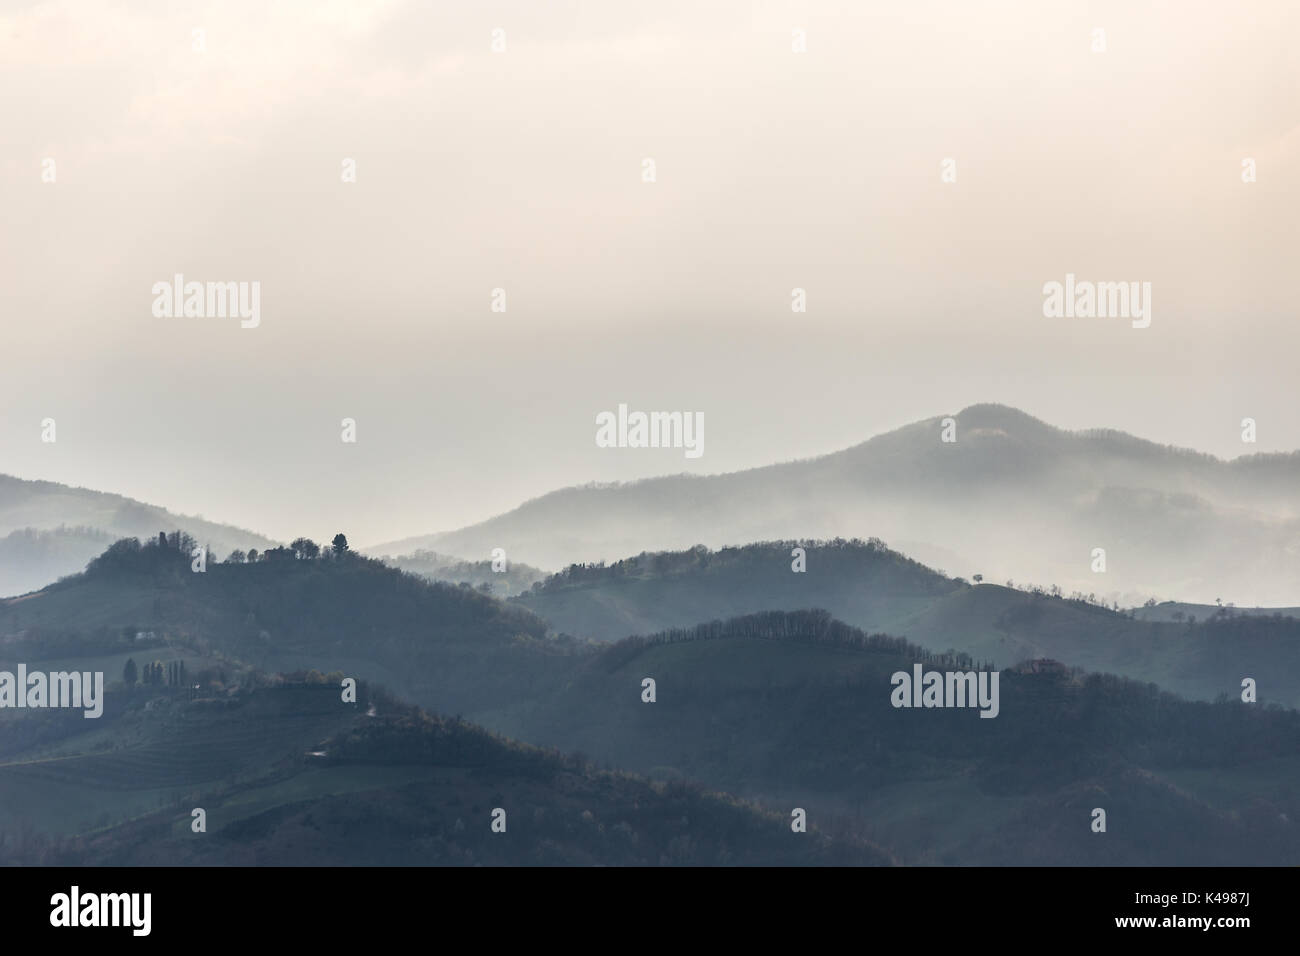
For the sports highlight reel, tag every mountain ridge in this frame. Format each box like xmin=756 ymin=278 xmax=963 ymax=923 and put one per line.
xmin=0 ymin=472 xmax=278 ymax=598
xmin=363 ymin=404 xmax=1300 ymax=604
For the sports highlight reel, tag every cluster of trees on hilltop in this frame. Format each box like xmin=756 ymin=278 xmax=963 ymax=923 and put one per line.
xmin=225 ymin=533 xmax=350 ymax=564
xmin=82 ymin=530 xmax=354 ymax=577
xmin=84 ymin=530 xmax=204 ymax=575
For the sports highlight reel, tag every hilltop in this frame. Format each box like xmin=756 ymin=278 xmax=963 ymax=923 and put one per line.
xmin=0 ymin=533 xmax=573 ymax=724
xmin=372 ymin=404 xmax=1300 ymax=604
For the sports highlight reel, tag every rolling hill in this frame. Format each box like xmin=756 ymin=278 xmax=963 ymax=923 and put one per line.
xmin=0 ymin=474 xmax=276 ymax=598
xmin=372 ymin=404 xmax=1300 ymax=606
xmin=512 ymin=540 xmax=1300 ymax=708
xmin=495 ymin=609 xmax=1300 ymax=865
xmin=6 ymin=537 xmax=1298 ymax=864
xmin=0 ymin=535 xmax=574 ymax=726
xmin=0 ymin=668 xmax=889 ymax=866
xmin=38 ymin=705 xmax=890 ymax=867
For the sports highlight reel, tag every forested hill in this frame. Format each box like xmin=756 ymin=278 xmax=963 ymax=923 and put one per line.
xmin=0 ymin=533 xmax=572 ymax=723
xmin=500 ymin=609 xmax=1300 ymax=865
xmin=514 ymin=538 xmax=959 ymax=641
xmin=511 ymin=540 xmax=1300 ymax=708
xmin=24 ymin=702 xmax=893 ymax=867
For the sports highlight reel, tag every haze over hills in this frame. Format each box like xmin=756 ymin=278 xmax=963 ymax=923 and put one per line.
xmin=8 ymin=539 xmax=1299 ymax=865
xmin=513 ymin=540 xmax=1300 ymax=708
xmin=370 ymin=404 xmax=1300 ymax=606
xmin=0 ymin=474 xmax=277 ymax=598
xmin=379 ymin=549 xmax=547 ymax=598
xmin=12 ymin=533 xmax=1300 ymax=723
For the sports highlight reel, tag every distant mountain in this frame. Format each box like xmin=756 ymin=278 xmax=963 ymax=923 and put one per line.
xmin=0 ymin=526 xmax=116 ymax=599
xmin=1132 ymin=600 xmax=1300 ymax=623
xmin=0 ymin=474 xmax=276 ymax=597
xmin=373 ymin=404 xmax=1300 ymax=605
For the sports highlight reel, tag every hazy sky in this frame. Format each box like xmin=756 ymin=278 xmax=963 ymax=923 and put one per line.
xmin=3 ymin=0 xmax=1298 ymax=546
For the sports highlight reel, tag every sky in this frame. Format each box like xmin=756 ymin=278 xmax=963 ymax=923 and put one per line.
xmin=2 ymin=0 xmax=1298 ymax=546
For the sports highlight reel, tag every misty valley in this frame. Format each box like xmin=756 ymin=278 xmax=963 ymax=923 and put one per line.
xmin=2 ymin=512 xmax=1298 ymax=867
xmin=7 ymin=4 xmax=1293 ymax=940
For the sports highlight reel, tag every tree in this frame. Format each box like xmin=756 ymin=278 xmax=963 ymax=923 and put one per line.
xmin=973 ymin=574 xmax=983 ymax=585
xmin=227 ymin=549 xmax=246 ymax=564
xmin=290 ymin=537 xmax=320 ymax=560
xmin=332 ymin=533 xmax=349 ymax=556
xmin=123 ymin=658 xmax=138 ymax=687
xmin=247 ymin=548 xmax=260 ymax=563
